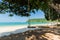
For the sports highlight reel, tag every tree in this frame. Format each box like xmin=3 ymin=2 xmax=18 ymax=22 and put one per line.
xmin=0 ymin=0 xmax=60 ymax=20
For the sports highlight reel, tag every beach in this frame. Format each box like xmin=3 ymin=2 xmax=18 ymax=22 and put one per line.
xmin=0 ymin=22 xmax=59 ymax=37
xmin=0 ymin=23 xmax=52 ymax=33
xmin=0 ymin=25 xmax=28 ymax=33
xmin=0 ymin=23 xmax=60 ymax=40
xmin=0 ymin=25 xmax=28 ymax=37
xmin=0 ymin=27 xmax=60 ymax=40
xmin=0 ymin=25 xmax=39 ymax=37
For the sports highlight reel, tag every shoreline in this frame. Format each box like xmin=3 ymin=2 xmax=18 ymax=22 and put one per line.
xmin=0 ymin=22 xmax=60 ymax=37
xmin=0 ymin=25 xmax=39 ymax=37
xmin=0 ymin=23 xmax=53 ymax=33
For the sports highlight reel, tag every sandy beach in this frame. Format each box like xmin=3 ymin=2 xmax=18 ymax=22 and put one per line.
xmin=0 ymin=25 xmax=28 ymax=33
xmin=0 ymin=22 xmax=59 ymax=37
xmin=0 ymin=27 xmax=60 ymax=40
xmin=0 ymin=23 xmax=52 ymax=34
xmin=0 ymin=23 xmax=60 ymax=40
xmin=0 ymin=25 xmax=28 ymax=37
xmin=0 ymin=22 xmax=59 ymax=33
xmin=0 ymin=25 xmax=38 ymax=37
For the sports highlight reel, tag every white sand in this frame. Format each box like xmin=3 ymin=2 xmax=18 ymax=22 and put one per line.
xmin=0 ymin=22 xmax=57 ymax=33
xmin=0 ymin=22 xmax=59 ymax=37
xmin=0 ymin=25 xmax=28 ymax=33
xmin=0 ymin=25 xmax=38 ymax=37
xmin=0 ymin=25 xmax=29 ymax=37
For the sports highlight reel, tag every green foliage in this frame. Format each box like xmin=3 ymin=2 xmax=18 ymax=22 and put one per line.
xmin=0 ymin=0 xmax=51 ymax=16
xmin=45 ymin=8 xmax=60 ymax=21
xmin=0 ymin=0 xmax=60 ymax=20
xmin=27 ymin=18 xmax=58 ymax=23
xmin=27 ymin=18 xmax=48 ymax=22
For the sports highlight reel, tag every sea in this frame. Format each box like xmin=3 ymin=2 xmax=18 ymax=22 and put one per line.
xmin=0 ymin=22 xmax=48 ymax=26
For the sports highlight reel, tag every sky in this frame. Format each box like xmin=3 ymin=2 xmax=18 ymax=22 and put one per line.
xmin=0 ymin=10 xmax=45 ymax=22
xmin=0 ymin=0 xmax=45 ymax=22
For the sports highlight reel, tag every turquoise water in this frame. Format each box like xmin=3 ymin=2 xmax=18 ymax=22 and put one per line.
xmin=0 ymin=22 xmax=48 ymax=26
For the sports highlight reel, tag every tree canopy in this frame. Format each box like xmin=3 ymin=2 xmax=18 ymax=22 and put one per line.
xmin=0 ymin=0 xmax=60 ymax=20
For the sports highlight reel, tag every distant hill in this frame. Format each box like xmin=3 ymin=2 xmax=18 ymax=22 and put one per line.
xmin=27 ymin=18 xmax=48 ymax=22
